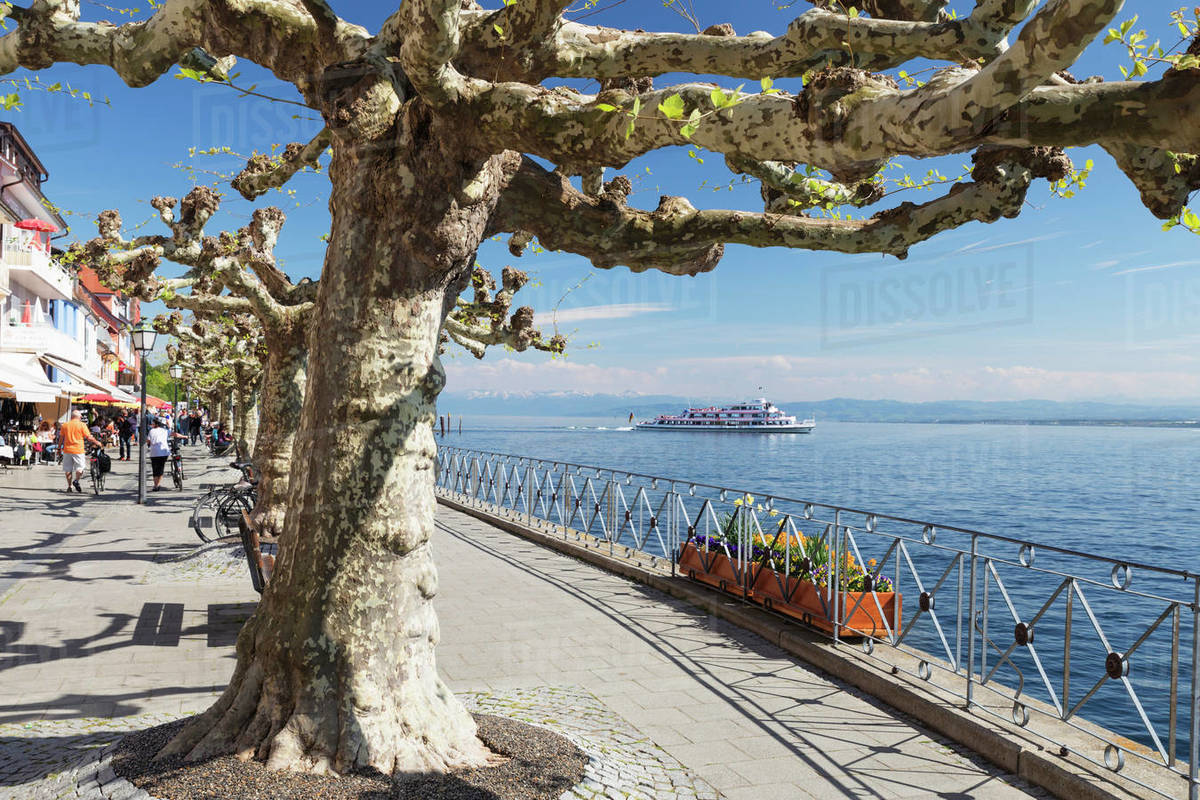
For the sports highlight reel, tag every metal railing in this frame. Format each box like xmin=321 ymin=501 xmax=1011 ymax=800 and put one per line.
xmin=435 ymin=445 xmax=1199 ymax=800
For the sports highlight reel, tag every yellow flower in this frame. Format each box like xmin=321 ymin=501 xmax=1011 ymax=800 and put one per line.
xmin=733 ymin=498 xmax=743 ymax=506
xmin=745 ymin=493 xmax=756 ymax=503
xmin=868 ymin=558 xmax=877 ymax=568
xmin=768 ymin=509 xmax=778 ymax=517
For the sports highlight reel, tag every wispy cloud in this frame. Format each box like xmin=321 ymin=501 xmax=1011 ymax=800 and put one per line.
xmin=948 ymin=233 xmax=1061 ymax=256
xmin=536 ymin=303 xmax=673 ymax=324
xmin=1091 ymin=259 xmax=1120 ymax=270
xmin=1110 ymin=260 xmax=1200 ymax=276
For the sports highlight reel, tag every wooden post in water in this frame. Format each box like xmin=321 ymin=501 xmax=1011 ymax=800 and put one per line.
xmin=439 ymin=415 xmax=445 ymax=437
xmin=458 ymin=417 xmax=462 ymax=435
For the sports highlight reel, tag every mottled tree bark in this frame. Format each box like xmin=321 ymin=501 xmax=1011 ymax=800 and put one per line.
xmin=249 ymin=322 xmax=307 ymax=536
xmin=160 ymin=96 xmax=509 ymax=774
xmin=218 ymin=396 xmax=231 ymax=431
xmin=234 ymin=380 xmax=259 ymax=460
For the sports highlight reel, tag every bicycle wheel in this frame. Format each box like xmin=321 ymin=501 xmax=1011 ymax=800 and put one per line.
xmin=190 ymin=491 xmax=222 ymax=543
xmin=215 ymin=491 xmax=254 ymax=540
xmin=172 ymin=459 xmax=183 ymax=490
xmin=90 ymin=462 xmax=101 ymax=495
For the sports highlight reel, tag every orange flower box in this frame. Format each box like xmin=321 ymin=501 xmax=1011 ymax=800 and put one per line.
xmin=678 ymin=541 xmax=745 ymax=595
xmin=750 ymin=566 xmax=901 ymax=639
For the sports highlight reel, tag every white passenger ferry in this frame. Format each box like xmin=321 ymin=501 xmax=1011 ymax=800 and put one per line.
xmin=635 ymin=398 xmax=815 ymax=433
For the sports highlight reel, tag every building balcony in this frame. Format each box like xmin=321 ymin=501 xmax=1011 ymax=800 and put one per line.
xmin=2 ymin=224 xmax=71 ymax=301
xmin=1 ymin=321 xmax=84 ymax=365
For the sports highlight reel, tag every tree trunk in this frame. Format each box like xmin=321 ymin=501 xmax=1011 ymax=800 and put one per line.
xmin=160 ymin=98 xmax=511 ymax=775
xmin=234 ymin=382 xmax=259 ymax=461
xmin=250 ymin=323 xmax=307 ymax=537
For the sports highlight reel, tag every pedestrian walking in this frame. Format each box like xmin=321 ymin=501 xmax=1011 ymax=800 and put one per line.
xmin=118 ymin=412 xmax=134 ymax=461
xmin=147 ymin=417 xmax=174 ymax=492
xmin=60 ymin=410 xmax=100 ymax=493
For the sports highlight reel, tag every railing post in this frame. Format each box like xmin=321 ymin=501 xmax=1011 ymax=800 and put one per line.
xmin=607 ymin=478 xmax=616 ymax=556
xmin=669 ymin=489 xmax=678 ymax=577
xmin=966 ymin=533 xmax=978 ymax=708
xmin=1190 ymin=577 xmax=1199 ymax=800
xmin=832 ymin=509 xmax=842 ymax=646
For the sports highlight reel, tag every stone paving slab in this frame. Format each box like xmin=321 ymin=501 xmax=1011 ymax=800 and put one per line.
xmin=0 ymin=450 xmax=1049 ymax=799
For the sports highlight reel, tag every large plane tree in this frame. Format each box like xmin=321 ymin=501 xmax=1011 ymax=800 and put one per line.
xmin=81 ymin=190 xmax=561 ymax=535
xmin=6 ymin=0 xmax=1198 ymax=778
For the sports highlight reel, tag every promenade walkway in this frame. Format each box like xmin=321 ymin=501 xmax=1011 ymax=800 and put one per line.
xmin=0 ymin=449 xmax=1046 ymax=799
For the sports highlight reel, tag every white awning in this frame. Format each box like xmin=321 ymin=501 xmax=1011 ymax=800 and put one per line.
xmin=0 ymin=352 xmax=63 ymax=404
xmin=40 ymin=354 xmax=114 ymax=395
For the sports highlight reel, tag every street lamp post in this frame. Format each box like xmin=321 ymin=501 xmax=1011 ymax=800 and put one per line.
xmin=131 ymin=321 xmax=157 ymax=504
xmin=169 ymin=363 xmax=183 ymax=434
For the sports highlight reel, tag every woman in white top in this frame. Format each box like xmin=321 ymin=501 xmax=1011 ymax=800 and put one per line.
xmin=147 ymin=417 xmax=173 ymax=491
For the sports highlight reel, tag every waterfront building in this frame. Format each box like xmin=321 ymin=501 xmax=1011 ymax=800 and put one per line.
xmin=0 ymin=122 xmax=138 ymax=424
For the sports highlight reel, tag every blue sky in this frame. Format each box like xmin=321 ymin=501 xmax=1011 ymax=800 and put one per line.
xmin=7 ymin=0 xmax=1198 ymax=403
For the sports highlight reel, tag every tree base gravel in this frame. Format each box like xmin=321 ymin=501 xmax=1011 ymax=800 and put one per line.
xmin=111 ymin=714 xmax=585 ymax=800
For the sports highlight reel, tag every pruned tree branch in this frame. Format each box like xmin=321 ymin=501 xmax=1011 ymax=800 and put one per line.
xmin=396 ymin=0 xmax=468 ymax=104
xmin=232 ymin=128 xmax=332 ymax=201
xmin=493 ymin=148 xmax=1068 ymax=270
xmin=442 ymin=266 xmax=565 ymax=358
xmin=452 ymin=0 xmax=1059 ymax=86
xmin=0 ymin=0 xmax=368 ymax=89
xmin=724 ymin=154 xmax=885 ymax=213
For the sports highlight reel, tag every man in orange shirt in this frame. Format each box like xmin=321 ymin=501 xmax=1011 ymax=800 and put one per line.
xmin=60 ymin=409 xmax=100 ymax=493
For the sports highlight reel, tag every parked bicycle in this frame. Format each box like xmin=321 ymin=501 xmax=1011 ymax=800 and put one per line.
xmin=170 ymin=438 xmax=185 ymax=490
xmin=88 ymin=445 xmax=110 ymax=495
xmin=190 ymin=460 xmax=258 ymax=543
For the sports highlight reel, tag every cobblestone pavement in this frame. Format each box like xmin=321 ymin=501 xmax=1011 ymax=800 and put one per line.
xmin=466 ymin=686 xmax=719 ymax=799
xmin=0 ymin=449 xmax=1047 ymax=799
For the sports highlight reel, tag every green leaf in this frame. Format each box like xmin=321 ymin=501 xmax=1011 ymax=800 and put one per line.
xmin=595 ymin=103 xmax=618 ymax=112
xmin=760 ymin=76 xmax=773 ymax=93
xmin=493 ymin=23 xmax=504 ymax=36
xmin=1184 ymin=208 xmax=1200 ymax=229
xmin=657 ymin=94 xmax=685 ymax=119
xmin=710 ymin=87 xmax=728 ymax=108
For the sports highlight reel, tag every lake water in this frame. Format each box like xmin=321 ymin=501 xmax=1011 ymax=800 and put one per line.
xmin=446 ymin=418 xmax=1200 ymax=562
xmin=440 ymin=416 xmax=1200 ymax=768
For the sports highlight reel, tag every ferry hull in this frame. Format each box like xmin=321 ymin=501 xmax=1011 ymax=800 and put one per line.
xmin=634 ymin=397 xmax=814 ymax=433
xmin=635 ymin=423 xmax=815 ymax=433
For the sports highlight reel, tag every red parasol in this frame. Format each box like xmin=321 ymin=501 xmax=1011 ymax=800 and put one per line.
xmin=15 ymin=219 xmax=59 ymax=253
xmin=14 ymin=218 xmax=58 ymax=233
xmin=74 ymin=393 xmax=137 ymax=408
xmin=20 ymin=300 xmax=31 ymax=324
